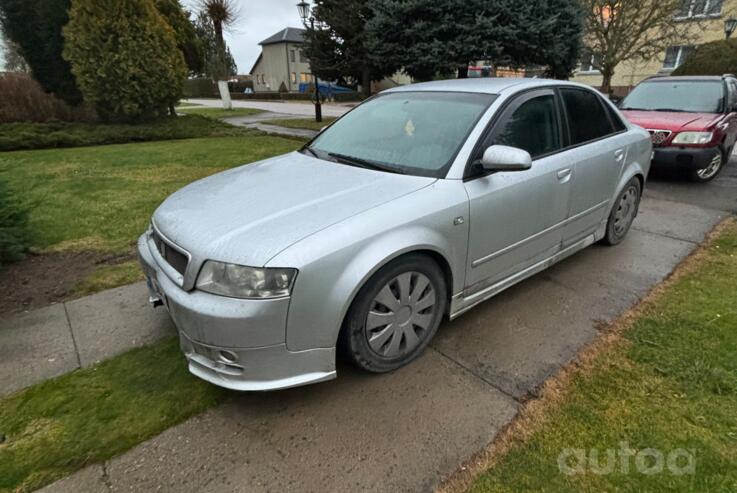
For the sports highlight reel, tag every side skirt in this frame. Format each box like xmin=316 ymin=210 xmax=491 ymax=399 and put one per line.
xmin=449 ymin=230 xmax=602 ymax=320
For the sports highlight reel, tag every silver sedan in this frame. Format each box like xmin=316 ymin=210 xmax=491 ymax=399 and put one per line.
xmin=138 ymin=78 xmax=652 ymax=391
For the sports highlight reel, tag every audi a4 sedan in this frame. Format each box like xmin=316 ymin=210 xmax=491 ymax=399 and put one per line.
xmin=620 ymin=75 xmax=737 ymax=182
xmin=139 ymin=78 xmax=652 ymax=391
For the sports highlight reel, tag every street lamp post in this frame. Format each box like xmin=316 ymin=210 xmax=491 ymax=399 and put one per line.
xmin=725 ymin=17 xmax=737 ymax=40
xmin=297 ymin=0 xmax=322 ymax=122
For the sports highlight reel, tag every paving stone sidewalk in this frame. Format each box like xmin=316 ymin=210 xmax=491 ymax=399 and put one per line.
xmin=0 ymin=282 xmax=175 ymax=396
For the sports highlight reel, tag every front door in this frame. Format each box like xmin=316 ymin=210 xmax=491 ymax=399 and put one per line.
xmin=463 ymin=89 xmax=572 ymax=293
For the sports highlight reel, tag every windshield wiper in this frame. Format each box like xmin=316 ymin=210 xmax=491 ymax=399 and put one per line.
xmin=651 ymin=108 xmax=689 ymax=113
xmin=327 ymin=152 xmax=406 ymax=175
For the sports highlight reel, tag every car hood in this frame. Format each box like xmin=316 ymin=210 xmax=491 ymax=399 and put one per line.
xmin=621 ymin=110 xmax=721 ymax=133
xmin=153 ymin=151 xmax=436 ymax=267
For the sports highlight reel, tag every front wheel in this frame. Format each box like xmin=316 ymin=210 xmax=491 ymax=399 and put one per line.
xmin=602 ymin=177 xmax=642 ymax=246
xmin=339 ymin=254 xmax=447 ymax=373
xmin=688 ymin=148 xmax=725 ymax=183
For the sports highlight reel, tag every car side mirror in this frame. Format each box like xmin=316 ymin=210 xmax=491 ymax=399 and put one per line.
xmin=480 ymin=145 xmax=532 ymax=172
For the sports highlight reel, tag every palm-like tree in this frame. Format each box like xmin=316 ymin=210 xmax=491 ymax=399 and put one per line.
xmin=200 ymin=0 xmax=238 ymax=79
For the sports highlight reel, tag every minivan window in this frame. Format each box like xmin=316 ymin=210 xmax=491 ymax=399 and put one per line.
xmin=308 ymin=91 xmax=496 ymax=178
xmin=490 ymin=94 xmax=561 ymax=158
xmin=620 ymin=81 xmax=724 ymax=113
xmin=560 ymin=88 xmax=614 ymax=145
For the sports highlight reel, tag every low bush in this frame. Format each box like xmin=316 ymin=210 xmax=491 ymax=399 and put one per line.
xmin=0 ymin=114 xmax=250 ymax=152
xmin=231 ymin=91 xmax=312 ymax=101
xmin=672 ymin=39 xmax=737 ymax=76
xmin=0 ymin=176 xmax=30 ymax=265
xmin=184 ymin=78 xmax=217 ymax=98
xmin=0 ymin=73 xmax=95 ymax=124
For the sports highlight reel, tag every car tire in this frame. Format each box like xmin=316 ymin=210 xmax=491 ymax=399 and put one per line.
xmin=688 ymin=147 xmax=726 ymax=183
xmin=339 ymin=254 xmax=447 ymax=373
xmin=602 ymin=177 xmax=642 ymax=246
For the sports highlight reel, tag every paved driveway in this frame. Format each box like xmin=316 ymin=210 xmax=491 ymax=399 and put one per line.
xmin=43 ymin=163 xmax=734 ymax=493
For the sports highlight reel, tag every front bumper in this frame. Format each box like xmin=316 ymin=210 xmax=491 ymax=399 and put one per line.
xmin=652 ymin=146 xmax=719 ymax=171
xmin=137 ymin=233 xmax=336 ymax=391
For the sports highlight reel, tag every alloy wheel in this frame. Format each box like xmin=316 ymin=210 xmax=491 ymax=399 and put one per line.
xmin=696 ymin=153 xmax=723 ymax=180
xmin=365 ymin=272 xmax=437 ymax=358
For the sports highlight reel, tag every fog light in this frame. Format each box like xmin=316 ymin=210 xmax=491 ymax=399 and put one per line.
xmin=218 ymin=350 xmax=239 ymax=364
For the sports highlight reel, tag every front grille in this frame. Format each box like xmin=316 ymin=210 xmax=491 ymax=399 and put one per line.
xmin=152 ymin=230 xmax=189 ymax=276
xmin=648 ymin=129 xmax=672 ymax=146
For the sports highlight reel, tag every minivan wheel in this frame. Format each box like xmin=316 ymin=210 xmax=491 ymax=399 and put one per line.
xmin=602 ymin=177 xmax=642 ymax=246
xmin=688 ymin=148 xmax=725 ymax=183
xmin=340 ymin=254 xmax=447 ymax=373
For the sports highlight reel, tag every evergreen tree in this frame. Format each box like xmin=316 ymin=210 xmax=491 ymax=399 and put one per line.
xmin=367 ymin=0 xmax=492 ymax=81
xmin=0 ymin=0 xmax=82 ymax=104
xmin=63 ymin=0 xmax=187 ymax=122
xmin=302 ymin=0 xmax=395 ymax=96
xmin=155 ymin=0 xmax=205 ymax=76
xmin=367 ymin=0 xmax=583 ymax=81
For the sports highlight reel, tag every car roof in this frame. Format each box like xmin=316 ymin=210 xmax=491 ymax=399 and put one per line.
xmin=642 ymin=75 xmax=727 ymax=83
xmin=383 ymin=77 xmax=598 ymax=95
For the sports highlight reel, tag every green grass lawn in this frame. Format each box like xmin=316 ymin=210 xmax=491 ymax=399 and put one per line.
xmin=0 ymin=338 xmax=227 ymax=493
xmin=468 ymin=221 xmax=737 ymax=492
xmin=0 ymin=115 xmax=247 ymax=152
xmin=0 ymin=133 xmax=301 ymax=292
xmin=267 ymin=117 xmax=337 ymax=131
xmin=176 ymin=106 xmax=264 ymax=119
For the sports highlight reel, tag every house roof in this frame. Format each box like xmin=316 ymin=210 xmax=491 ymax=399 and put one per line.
xmin=248 ymin=53 xmax=263 ymax=75
xmin=259 ymin=27 xmax=305 ymax=46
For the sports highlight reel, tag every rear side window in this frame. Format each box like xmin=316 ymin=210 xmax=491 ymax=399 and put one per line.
xmin=560 ymin=88 xmax=614 ymax=145
xmin=604 ymin=101 xmax=627 ymax=132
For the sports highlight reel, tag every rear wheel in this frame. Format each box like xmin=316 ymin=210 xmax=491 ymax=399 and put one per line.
xmin=339 ymin=254 xmax=447 ymax=373
xmin=602 ymin=177 xmax=641 ymax=246
xmin=688 ymin=148 xmax=725 ymax=183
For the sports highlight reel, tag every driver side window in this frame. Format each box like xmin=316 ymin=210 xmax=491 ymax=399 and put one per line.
xmin=488 ymin=94 xmax=562 ymax=159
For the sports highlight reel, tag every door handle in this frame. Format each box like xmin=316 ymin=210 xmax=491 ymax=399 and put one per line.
xmin=614 ymin=149 xmax=625 ymax=162
xmin=557 ymin=168 xmax=572 ymax=181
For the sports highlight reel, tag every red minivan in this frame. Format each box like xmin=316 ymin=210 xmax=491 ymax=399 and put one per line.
xmin=620 ymin=75 xmax=737 ymax=182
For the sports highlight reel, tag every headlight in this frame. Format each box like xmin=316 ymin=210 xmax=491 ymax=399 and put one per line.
xmin=196 ymin=261 xmax=297 ymax=299
xmin=672 ymin=132 xmax=713 ymax=145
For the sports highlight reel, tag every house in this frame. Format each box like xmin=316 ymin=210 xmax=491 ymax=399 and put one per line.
xmin=250 ymin=27 xmax=314 ymax=93
xmin=573 ymin=0 xmax=735 ymax=94
xmin=250 ymin=27 xmax=412 ymax=94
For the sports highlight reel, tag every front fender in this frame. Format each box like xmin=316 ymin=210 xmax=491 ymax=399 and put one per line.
xmin=269 ymin=180 xmax=469 ymax=352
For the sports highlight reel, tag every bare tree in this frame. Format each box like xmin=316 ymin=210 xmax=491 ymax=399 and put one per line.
xmin=582 ymin=0 xmax=702 ymax=94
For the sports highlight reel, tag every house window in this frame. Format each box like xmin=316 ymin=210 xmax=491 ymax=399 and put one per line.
xmin=300 ymin=73 xmax=309 ymax=83
xmin=663 ymin=45 xmax=693 ymax=69
xmin=291 ymin=72 xmax=297 ymax=84
xmin=579 ymin=50 xmax=602 ymax=73
xmin=300 ymin=50 xmax=308 ymax=63
xmin=676 ymin=0 xmax=723 ymax=19
xmin=290 ymin=50 xmax=296 ymax=63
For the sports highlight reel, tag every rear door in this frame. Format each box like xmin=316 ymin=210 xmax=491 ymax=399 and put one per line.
xmin=558 ymin=87 xmax=627 ymax=246
xmin=463 ymin=89 xmax=572 ymax=291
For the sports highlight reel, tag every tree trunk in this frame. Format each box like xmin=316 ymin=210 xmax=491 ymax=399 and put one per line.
xmin=601 ymin=66 xmax=614 ymax=96
xmin=361 ymin=68 xmax=371 ymax=98
xmin=457 ymin=65 xmax=469 ymax=79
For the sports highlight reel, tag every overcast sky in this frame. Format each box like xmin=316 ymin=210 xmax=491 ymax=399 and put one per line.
xmin=182 ymin=0 xmax=306 ymax=74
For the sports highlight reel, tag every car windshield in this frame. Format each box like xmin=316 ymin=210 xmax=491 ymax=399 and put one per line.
xmin=306 ymin=91 xmax=496 ymax=177
xmin=620 ymin=81 xmax=724 ymax=113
